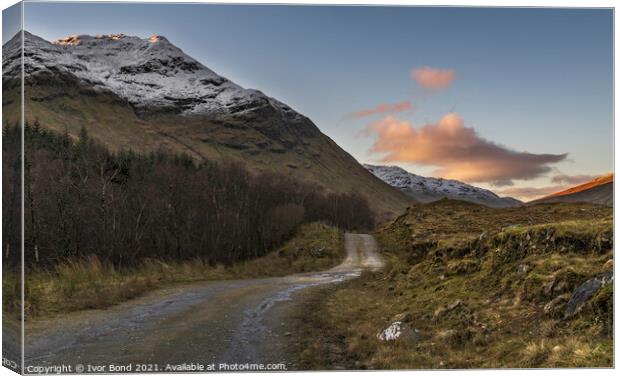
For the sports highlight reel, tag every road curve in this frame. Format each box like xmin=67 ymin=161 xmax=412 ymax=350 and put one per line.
xmin=22 ymin=234 xmax=383 ymax=372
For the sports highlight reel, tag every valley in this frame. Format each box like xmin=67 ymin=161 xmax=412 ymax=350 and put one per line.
xmin=1 ymin=27 xmax=613 ymax=372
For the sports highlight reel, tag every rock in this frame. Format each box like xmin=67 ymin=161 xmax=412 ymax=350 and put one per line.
xmin=376 ymin=321 xmax=421 ymax=342
xmin=564 ymin=272 xmax=613 ymax=318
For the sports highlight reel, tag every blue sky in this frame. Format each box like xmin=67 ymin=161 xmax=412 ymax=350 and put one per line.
xmin=11 ymin=3 xmax=614 ymax=199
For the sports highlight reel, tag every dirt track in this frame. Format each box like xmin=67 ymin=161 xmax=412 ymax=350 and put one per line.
xmin=20 ymin=233 xmax=383 ymax=373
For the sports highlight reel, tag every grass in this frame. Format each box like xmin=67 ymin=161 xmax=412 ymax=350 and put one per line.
xmin=292 ymin=200 xmax=613 ymax=369
xmin=4 ymin=222 xmax=345 ymax=319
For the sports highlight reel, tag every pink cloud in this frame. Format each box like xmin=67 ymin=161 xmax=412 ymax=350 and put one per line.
xmin=411 ymin=66 xmax=456 ymax=90
xmin=365 ymin=113 xmax=567 ymax=186
xmin=348 ymin=101 xmax=412 ymax=118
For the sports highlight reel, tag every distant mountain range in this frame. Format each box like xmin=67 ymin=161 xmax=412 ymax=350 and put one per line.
xmin=2 ymin=31 xmax=413 ymax=218
xmin=364 ymin=164 xmax=522 ymax=208
xmin=530 ymin=174 xmax=613 ymax=206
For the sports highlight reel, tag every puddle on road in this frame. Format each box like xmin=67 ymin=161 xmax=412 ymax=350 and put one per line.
xmin=225 ymin=268 xmax=363 ymax=364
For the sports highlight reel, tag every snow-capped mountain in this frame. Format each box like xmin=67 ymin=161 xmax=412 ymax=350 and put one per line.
xmin=364 ymin=164 xmax=522 ymax=208
xmin=3 ymin=31 xmax=312 ymax=133
xmin=2 ymin=31 xmax=413 ymax=217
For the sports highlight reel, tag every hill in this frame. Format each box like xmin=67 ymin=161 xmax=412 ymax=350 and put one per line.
xmin=294 ymin=200 xmax=613 ymax=368
xmin=2 ymin=31 xmax=412 ymax=219
xmin=530 ymin=174 xmax=613 ymax=206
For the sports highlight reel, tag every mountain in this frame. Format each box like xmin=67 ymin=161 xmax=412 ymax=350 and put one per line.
xmin=364 ymin=164 xmax=522 ymax=208
xmin=2 ymin=31 xmax=413 ymax=218
xmin=530 ymin=174 xmax=613 ymax=206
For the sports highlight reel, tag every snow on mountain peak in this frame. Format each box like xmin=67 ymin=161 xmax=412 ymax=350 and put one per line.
xmin=3 ymin=31 xmax=308 ymax=124
xmin=365 ymin=164 xmax=521 ymax=208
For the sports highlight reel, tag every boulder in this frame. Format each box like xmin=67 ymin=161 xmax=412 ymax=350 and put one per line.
xmin=564 ymin=272 xmax=613 ymax=318
xmin=376 ymin=321 xmax=421 ymax=342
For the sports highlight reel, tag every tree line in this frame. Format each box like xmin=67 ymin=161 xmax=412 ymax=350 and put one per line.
xmin=2 ymin=122 xmax=374 ymax=269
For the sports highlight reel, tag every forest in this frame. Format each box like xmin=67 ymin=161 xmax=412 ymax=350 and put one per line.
xmin=2 ymin=122 xmax=374 ymax=270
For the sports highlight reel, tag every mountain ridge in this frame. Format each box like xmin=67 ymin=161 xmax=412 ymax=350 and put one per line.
xmin=3 ymin=31 xmax=318 ymax=141
xmin=530 ymin=174 xmax=613 ymax=206
xmin=2 ymin=31 xmax=413 ymax=218
xmin=364 ymin=164 xmax=522 ymax=208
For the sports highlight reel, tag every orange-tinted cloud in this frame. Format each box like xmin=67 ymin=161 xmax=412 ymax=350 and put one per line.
xmin=348 ymin=101 xmax=412 ymax=118
xmin=495 ymin=185 xmax=567 ymax=201
xmin=550 ymin=174 xmax=596 ymax=185
xmin=411 ymin=66 xmax=456 ymax=89
xmin=366 ymin=113 xmax=567 ymax=186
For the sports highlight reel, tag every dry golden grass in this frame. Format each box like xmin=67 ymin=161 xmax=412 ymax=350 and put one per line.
xmin=5 ymin=222 xmax=344 ymax=319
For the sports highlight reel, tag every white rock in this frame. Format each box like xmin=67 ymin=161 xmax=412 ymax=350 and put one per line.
xmin=377 ymin=321 xmax=404 ymax=341
xmin=376 ymin=321 xmax=421 ymax=342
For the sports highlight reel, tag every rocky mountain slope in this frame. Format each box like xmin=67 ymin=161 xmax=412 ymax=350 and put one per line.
xmin=530 ymin=174 xmax=613 ymax=206
xmin=364 ymin=164 xmax=521 ymax=208
xmin=2 ymin=31 xmax=412 ymax=218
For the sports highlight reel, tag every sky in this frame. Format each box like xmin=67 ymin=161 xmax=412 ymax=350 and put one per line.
xmin=7 ymin=3 xmax=614 ymax=200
